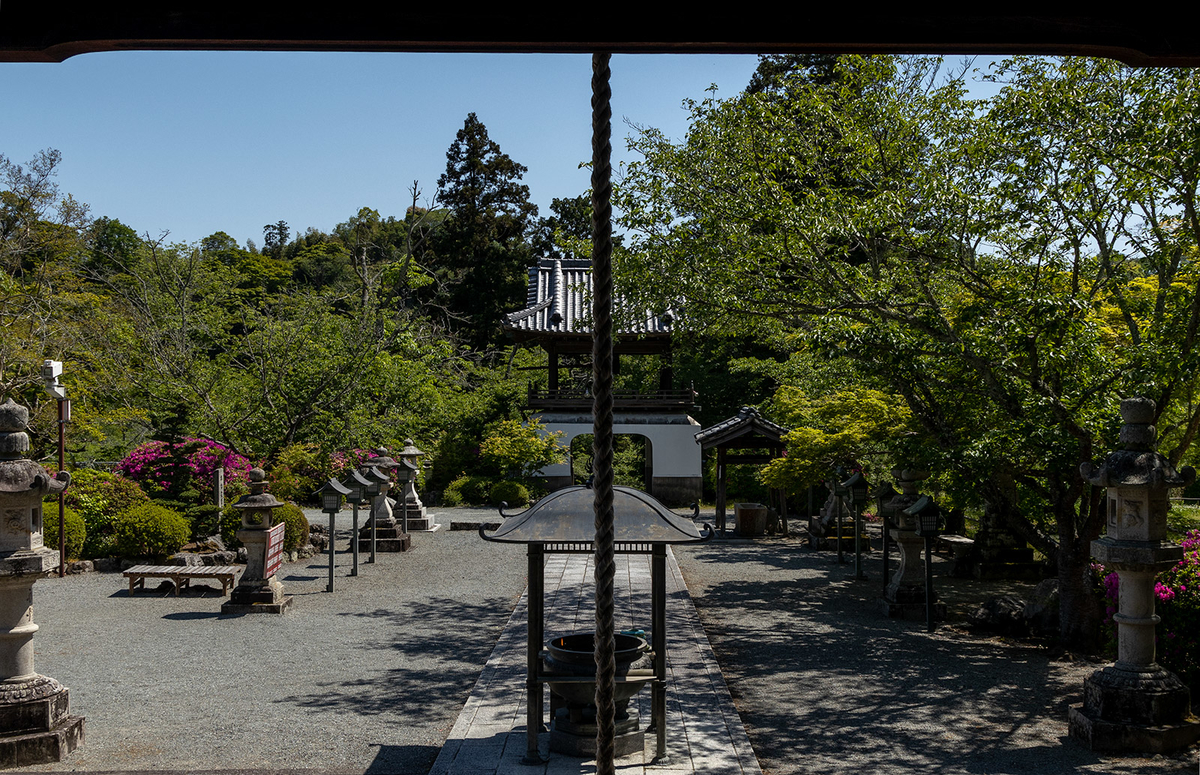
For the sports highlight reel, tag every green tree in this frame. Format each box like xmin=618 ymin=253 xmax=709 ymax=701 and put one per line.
xmin=262 ymin=220 xmax=289 ymax=260
xmin=430 ymin=113 xmax=538 ymax=348
xmin=479 ymin=418 xmax=566 ymax=479
xmin=616 ymin=55 xmax=1200 ymax=647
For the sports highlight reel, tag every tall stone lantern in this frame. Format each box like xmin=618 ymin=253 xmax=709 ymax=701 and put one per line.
xmin=878 ymin=468 xmax=945 ymax=621
xmin=0 ymin=398 xmax=83 ymax=766
xmin=397 ymin=439 xmax=436 ymax=531
xmin=356 ymin=449 xmax=411 ymax=552
xmin=1070 ymin=398 xmax=1200 ymax=751
xmin=221 ymin=468 xmax=292 ymax=614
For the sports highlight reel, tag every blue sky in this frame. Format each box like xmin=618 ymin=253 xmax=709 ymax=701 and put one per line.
xmin=1 ymin=51 xmax=767 ymax=247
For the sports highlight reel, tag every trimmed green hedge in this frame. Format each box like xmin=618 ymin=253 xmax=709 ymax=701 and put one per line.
xmin=114 ymin=503 xmax=191 ymax=559
xmin=490 ymin=480 xmax=530 ymax=508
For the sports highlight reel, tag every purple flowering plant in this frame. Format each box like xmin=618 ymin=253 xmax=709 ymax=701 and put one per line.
xmin=117 ymin=438 xmax=252 ymax=500
xmin=331 ymin=448 xmax=374 ymax=475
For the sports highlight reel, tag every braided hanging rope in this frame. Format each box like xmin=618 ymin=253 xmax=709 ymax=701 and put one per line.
xmin=590 ymin=50 xmax=617 ymax=775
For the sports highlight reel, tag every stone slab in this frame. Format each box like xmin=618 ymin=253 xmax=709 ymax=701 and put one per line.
xmin=1069 ymin=705 xmax=1200 ymax=753
xmin=0 ymin=713 xmax=83 ymax=768
xmin=220 ymin=595 xmax=293 ymax=615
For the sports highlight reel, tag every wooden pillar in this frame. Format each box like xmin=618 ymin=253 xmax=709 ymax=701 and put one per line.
xmin=658 ymin=345 xmax=673 ymax=392
xmin=775 ymin=447 xmax=788 ymax=536
xmin=525 ymin=544 xmax=545 ymax=763
xmin=548 ymin=347 xmax=559 ymax=392
xmin=651 ymin=544 xmax=668 ymax=764
xmin=716 ymin=446 xmax=727 ymax=535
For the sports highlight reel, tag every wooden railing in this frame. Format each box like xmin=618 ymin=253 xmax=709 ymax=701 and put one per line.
xmin=527 ymin=387 xmax=697 ymax=411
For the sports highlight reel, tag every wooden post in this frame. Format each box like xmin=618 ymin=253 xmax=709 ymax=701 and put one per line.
xmin=716 ymin=446 xmax=727 ymax=535
xmin=525 ymin=543 xmax=545 ymax=763
xmin=651 ymin=544 xmax=668 ymax=764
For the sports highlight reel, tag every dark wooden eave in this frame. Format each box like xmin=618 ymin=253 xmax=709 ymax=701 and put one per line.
xmin=1 ymin=10 xmax=1199 ymax=65
xmin=695 ymin=407 xmax=789 ymax=451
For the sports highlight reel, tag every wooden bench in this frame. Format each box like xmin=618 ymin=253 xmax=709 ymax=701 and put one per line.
xmin=123 ymin=565 xmax=241 ymax=596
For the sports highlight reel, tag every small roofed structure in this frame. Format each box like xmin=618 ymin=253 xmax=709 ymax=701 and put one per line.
xmin=694 ymin=406 xmax=790 ymax=536
xmin=481 ymin=485 xmax=710 ymax=763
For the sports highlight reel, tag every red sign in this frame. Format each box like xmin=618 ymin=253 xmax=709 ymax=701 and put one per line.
xmin=264 ymin=521 xmax=286 ymax=578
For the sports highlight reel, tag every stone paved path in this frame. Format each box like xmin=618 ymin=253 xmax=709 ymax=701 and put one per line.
xmin=429 ymin=550 xmax=761 ymax=775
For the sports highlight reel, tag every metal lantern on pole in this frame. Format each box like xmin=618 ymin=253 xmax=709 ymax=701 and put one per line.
xmin=831 ymin=467 xmax=849 ymax=565
xmin=842 ymin=471 xmax=870 ymax=580
xmin=906 ymin=494 xmax=943 ymax=632
xmin=341 ymin=468 xmax=372 ymax=576
xmin=41 ymin=360 xmax=68 ymax=578
xmin=363 ymin=465 xmax=389 ymax=563
xmin=315 ymin=479 xmax=350 ymax=593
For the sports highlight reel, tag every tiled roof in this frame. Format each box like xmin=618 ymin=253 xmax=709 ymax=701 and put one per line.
xmin=694 ymin=406 xmax=789 ymax=448
xmin=504 ymin=258 xmax=674 ymax=336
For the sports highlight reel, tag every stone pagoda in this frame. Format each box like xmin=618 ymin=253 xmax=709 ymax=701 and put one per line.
xmin=0 ymin=398 xmax=84 ymax=766
xmin=1070 ymin=398 xmax=1200 ymax=752
xmin=396 ymin=440 xmax=436 ymax=531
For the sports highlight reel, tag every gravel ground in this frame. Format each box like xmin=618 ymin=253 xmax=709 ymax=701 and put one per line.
xmin=20 ymin=505 xmax=1200 ymax=775
xmin=673 ymin=534 xmax=1199 ymax=775
xmin=21 ymin=507 xmax=526 ymax=775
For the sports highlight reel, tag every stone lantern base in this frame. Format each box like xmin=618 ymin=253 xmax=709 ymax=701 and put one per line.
xmin=358 ymin=522 xmax=412 ymax=552
xmin=1069 ymin=665 xmax=1200 ymax=752
xmin=221 ymin=577 xmax=292 ymax=615
xmin=401 ymin=503 xmax=439 ymax=531
xmin=878 ymin=588 xmax=947 ymax=621
xmin=0 ymin=676 xmax=85 ymax=768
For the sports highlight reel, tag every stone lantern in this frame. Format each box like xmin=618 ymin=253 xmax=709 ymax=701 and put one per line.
xmin=221 ymin=468 xmax=292 ymax=614
xmin=878 ymin=468 xmax=944 ymax=621
xmin=397 ymin=439 xmax=436 ymax=531
xmin=0 ymin=398 xmax=83 ymax=766
xmin=1070 ymin=398 xmax=1200 ymax=752
xmin=356 ymin=449 xmax=411 ymax=552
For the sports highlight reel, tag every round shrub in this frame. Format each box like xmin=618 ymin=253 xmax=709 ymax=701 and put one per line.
xmin=42 ymin=505 xmax=86 ymax=561
xmin=490 ymin=480 xmax=530 ymax=508
xmin=63 ymin=469 xmax=150 ymax=558
xmin=114 ymin=503 xmax=191 ymax=559
xmin=441 ymin=486 xmax=463 ymax=507
xmin=445 ymin=475 xmax=495 ymax=506
xmin=272 ymin=502 xmax=310 ymax=553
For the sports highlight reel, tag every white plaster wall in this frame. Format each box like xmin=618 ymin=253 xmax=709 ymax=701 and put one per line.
xmin=532 ymin=413 xmax=702 ymax=479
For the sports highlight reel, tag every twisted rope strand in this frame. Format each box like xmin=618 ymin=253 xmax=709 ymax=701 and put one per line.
xmin=590 ymin=50 xmax=617 ymax=775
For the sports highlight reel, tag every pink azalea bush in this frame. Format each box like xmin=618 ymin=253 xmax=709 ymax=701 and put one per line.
xmin=1100 ymin=529 xmax=1200 ymax=687
xmin=117 ymin=438 xmax=252 ymax=500
xmin=331 ymin=448 xmax=374 ymax=475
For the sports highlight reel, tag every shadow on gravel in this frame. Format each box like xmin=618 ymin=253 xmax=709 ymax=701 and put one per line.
xmin=109 ymin=582 xmax=228 ymax=598
xmin=675 ymin=540 xmax=1181 ymax=775
xmin=276 ymin=596 xmax=515 ymax=718
xmin=365 ymin=742 xmax=441 ymax=774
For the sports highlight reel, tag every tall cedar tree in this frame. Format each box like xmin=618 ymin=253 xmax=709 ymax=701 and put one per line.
xmin=432 ymin=113 xmax=538 ymax=349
